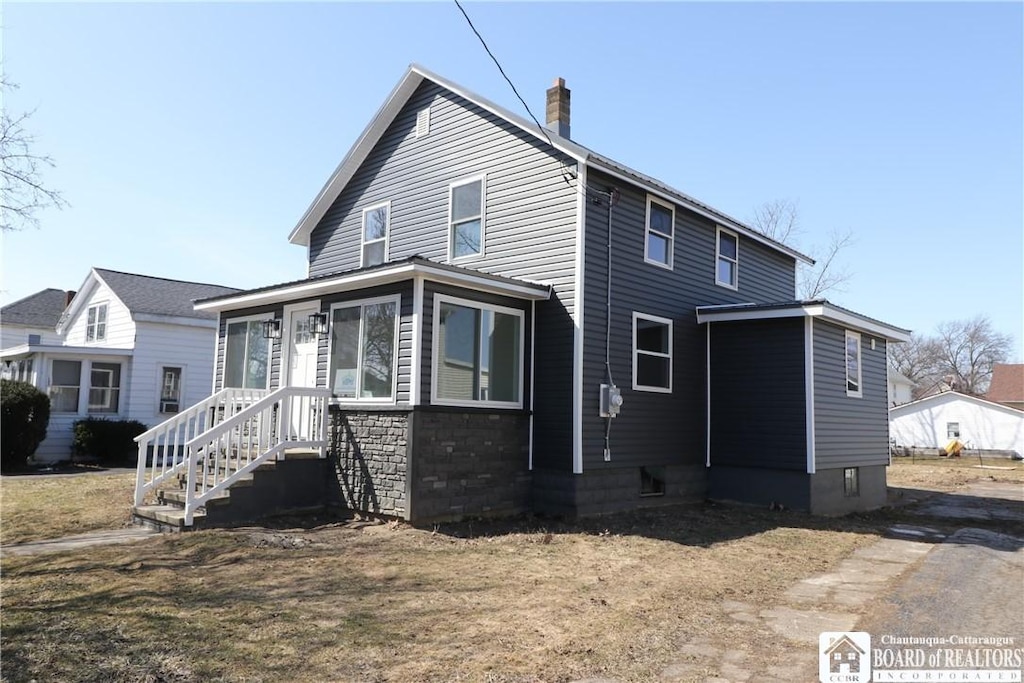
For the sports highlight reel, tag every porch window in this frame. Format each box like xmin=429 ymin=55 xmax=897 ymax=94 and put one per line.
xmin=224 ymin=319 xmax=270 ymax=389
xmin=50 ymin=359 xmax=82 ymax=412
xmin=433 ymin=295 xmax=523 ymax=407
xmin=449 ymin=176 xmax=485 ymax=260
xmin=633 ymin=312 xmax=672 ymax=392
xmin=86 ymin=304 xmax=108 ymax=342
xmin=361 ymin=202 xmax=390 ymax=267
xmin=88 ymin=362 xmax=121 ymax=414
xmin=845 ymin=330 xmax=862 ymax=397
xmin=160 ymin=366 xmax=183 ymax=413
xmin=644 ymin=196 xmax=674 ymax=269
xmin=328 ymin=297 xmax=398 ymax=400
xmin=716 ymin=227 xmax=738 ymax=289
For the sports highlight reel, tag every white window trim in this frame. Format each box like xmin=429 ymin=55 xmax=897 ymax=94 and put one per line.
xmin=85 ymin=302 xmax=109 ymax=343
xmin=644 ymin=195 xmax=674 ymax=270
xmin=158 ymin=365 xmax=185 ymax=414
xmin=223 ymin=313 xmax=273 ymax=391
xmin=715 ymin=226 xmax=739 ymax=290
xmin=360 ymin=201 xmax=391 ymax=268
xmin=447 ymin=174 xmax=487 ymax=262
xmin=845 ymin=330 xmax=863 ymax=398
xmin=632 ymin=311 xmax=673 ymax=393
xmin=327 ymin=294 xmax=401 ymax=405
xmin=430 ymin=293 xmax=525 ymax=409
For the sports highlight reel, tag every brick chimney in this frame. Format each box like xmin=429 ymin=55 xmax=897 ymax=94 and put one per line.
xmin=545 ymin=77 xmax=570 ymax=139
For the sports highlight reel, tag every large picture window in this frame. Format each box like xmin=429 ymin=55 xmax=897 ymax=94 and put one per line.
xmin=88 ymin=362 xmax=122 ymax=414
xmin=633 ymin=312 xmax=673 ymax=392
xmin=433 ymin=296 xmax=523 ymax=407
xmin=449 ymin=176 xmax=485 ymax=260
xmin=86 ymin=304 xmax=108 ymax=342
xmin=361 ymin=202 xmax=390 ymax=267
xmin=50 ymin=360 xmax=82 ymax=412
xmin=845 ymin=330 xmax=862 ymax=397
xmin=224 ymin=319 xmax=270 ymax=389
xmin=328 ymin=297 xmax=398 ymax=401
xmin=644 ymin=197 xmax=674 ymax=269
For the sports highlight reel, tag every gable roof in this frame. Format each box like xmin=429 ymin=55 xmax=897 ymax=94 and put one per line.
xmin=889 ymin=390 xmax=1024 ymax=418
xmin=1 ymin=288 xmax=71 ymax=328
xmin=287 ymin=64 xmax=812 ymax=266
xmin=58 ymin=268 xmax=241 ymax=331
xmin=987 ymin=364 xmax=1024 ymax=404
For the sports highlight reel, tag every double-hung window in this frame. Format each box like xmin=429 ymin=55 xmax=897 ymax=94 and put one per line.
xmin=328 ymin=297 xmax=398 ymax=401
xmin=160 ymin=366 xmax=183 ymax=413
xmin=716 ymin=227 xmax=739 ymax=289
xmin=433 ymin=295 xmax=523 ymax=407
xmin=361 ymin=202 xmax=390 ymax=267
xmin=644 ymin=197 xmax=674 ymax=269
xmin=449 ymin=176 xmax=485 ymax=260
xmin=845 ymin=330 xmax=862 ymax=397
xmin=224 ymin=318 xmax=271 ymax=389
xmin=86 ymin=304 xmax=108 ymax=342
xmin=50 ymin=360 xmax=83 ymax=412
xmin=633 ymin=313 xmax=673 ymax=392
xmin=88 ymin=362 xmax=121 ymax=413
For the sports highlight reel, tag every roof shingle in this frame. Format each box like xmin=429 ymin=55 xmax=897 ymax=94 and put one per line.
xmin=1 ymin=288 xmax=71 ymax=328
xmin=94 ymin=269 xmax=241 ymax=321
xmin=987 ymin=364 xmax=1024 ymax=404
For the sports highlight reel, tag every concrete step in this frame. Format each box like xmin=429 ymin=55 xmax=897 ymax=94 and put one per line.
xmin=159 ymin=488 xmax=232 ymax=507
xmin=132 ymin=504 xmax=206 ymax=532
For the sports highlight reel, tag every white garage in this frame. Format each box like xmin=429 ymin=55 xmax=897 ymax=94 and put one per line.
xmin=889 ymin=391 xmax=1023 ymax=457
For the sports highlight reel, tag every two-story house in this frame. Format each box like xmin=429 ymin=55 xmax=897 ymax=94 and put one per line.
xmin=133 ymin=65 xmax=908 ymax=529
xmin=1 ymin=268 xmax=239 ymax=462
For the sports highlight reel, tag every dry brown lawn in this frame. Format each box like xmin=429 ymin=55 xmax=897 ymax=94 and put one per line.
xmin=887 ymin=453 xmax=1023 ymax=493
xmin=1 ymin=457 xmax=1018 ymax=682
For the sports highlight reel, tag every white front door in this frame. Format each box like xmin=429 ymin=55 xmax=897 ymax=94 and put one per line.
xmin=283 ymin=304 xmax=320 ymax=439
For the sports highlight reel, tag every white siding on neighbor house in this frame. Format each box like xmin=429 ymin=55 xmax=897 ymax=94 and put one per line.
xmin=62 ymin=279 xmax=135 ymax=348
xmin=1 ymin=324 xmax=62 ymax=349
xmin=890 ymin=393 xmax=1024 ymax=456
xmin=130 ymin=321 xmax=218 ymax=425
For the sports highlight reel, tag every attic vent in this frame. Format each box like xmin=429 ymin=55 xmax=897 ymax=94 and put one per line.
xmin=415 ymin=107 xmax=431 ymax=138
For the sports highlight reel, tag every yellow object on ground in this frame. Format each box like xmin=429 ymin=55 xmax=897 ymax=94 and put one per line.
xmin=944 ymin=439 xmax=964 ymax=456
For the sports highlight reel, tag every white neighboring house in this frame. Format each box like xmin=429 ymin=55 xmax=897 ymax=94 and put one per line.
xmin=0 ymin=268 xmax=239 ymax=463
xmin=887 ymin=367 xmax=915 ymax=407
xmin=889 ymin=391 xmax=1023 ymax=457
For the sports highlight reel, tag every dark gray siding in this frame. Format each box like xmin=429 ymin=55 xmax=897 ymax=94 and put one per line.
xmin=307 ymin=81 xmax=578 ymax=471
xmin=708 ymin=318 xmax=806 ymax=470
xmin=812 ymin=320 xmax=890 ymax=469
xmin=580 ymin=168 xmax=799 ymax=472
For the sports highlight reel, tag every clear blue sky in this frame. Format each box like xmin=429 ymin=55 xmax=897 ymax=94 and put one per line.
xmin=2 ymin=2 xmax=1021 ymax=357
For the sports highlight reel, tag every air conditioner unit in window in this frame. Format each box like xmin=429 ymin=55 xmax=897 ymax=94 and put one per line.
xmin=160 ymin=400 xmax=180 ymax=414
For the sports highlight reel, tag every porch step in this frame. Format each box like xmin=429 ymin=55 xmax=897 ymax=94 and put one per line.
xmin=132 ymin=504 xmax=206 ymax=533
xmin=158 ymin=488 xmax=232 ymax=507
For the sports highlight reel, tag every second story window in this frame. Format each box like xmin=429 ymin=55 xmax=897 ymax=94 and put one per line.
xmin=846 ymin=330 xmax=862 ymax=397
xmin=449 ymin=176 xmax=485 ymax=260
xmin=86 ymin=304 xmax=108 ymax=342
xmin=645 ymin=197 xmax=674 ymax=269
xmin=716 ymin=227 xmax=739 ymax=289
xmin=361 ymin=202 xmax=390 ymax=267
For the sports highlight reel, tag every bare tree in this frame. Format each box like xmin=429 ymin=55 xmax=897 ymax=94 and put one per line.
xmin=1 ymin=78 xmax=67 ymax=231
xmin=751 ymin=198 xmax=854 ymax=299
xmin=890 ymin=316 xmax=1012 ymax=398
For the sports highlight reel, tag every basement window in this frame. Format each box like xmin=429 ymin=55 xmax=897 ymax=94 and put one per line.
xmin=844 ymin=467 xmax=859 ymax=497
xmin=641 ymin=466 xmax=665 ymax=496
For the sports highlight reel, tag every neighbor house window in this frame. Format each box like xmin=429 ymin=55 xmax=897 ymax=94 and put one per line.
xmin=433 ymin=295 xmax=523 ymax=407
xmin=947 ymin=422 xmax=960 ymax=439
xmin=844 ymin=467 xmax=860 ymax=497
xmin=361 ymin=202 xmax=390 ymax=267
xmin=449 ymin=176 xmax=485 ymax=259
xmin=328 ymin=297 xmax=398 ymax=401
xmin=644 ymin=196 xmax=674 ymax=269
xmin=50 ymin=359 xmax=82 ymax=412
xmin=86 ymin=303 xmax=108 ymax=342
xmin=88 ymin=362 xmax=121 ymax=414
xmin=845 ymin=330 xmax=862 ymax=397
xmin=633 ymin=312 xmax=672 ymax=392
xmin=224 ymin=318 xmax=270 ymax=389
xmin=160 ymin=366 xmax=183 ymax=413
xmin=716 ymin=227 xmax=739 ymax=289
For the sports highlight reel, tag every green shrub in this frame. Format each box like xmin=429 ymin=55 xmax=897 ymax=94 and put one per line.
xmin=72 ymin=418 xmax=147 ymax=466
xmin=1 ymin=379 xmax=51 ymax=472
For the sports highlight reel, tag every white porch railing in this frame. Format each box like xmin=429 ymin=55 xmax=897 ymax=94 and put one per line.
xmin=134 ymin=387 xmax=331 ymax=526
